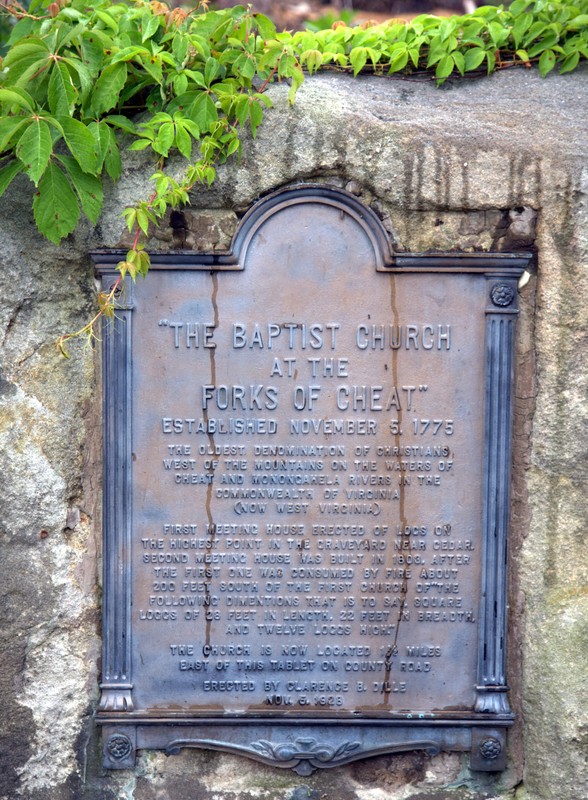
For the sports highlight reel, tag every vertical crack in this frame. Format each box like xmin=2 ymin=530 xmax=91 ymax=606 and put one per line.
xmin=203 ymin=273 xmax=219 ymax=650
xmin=382 ymin=272 xmax=409 ymax=705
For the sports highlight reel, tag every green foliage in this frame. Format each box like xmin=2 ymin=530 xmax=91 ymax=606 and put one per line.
xmin=0 ymin=0 xmax=586 ymax=349
xmin=0 ymin=0 xmax=300 ymax=252
xmin=305 ymin=9 xmax=357 ymax=33
xmin=293 ymin=0 xmax=588 ymax=80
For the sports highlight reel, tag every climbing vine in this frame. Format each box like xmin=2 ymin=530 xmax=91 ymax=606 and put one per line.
xmin=0 ymin=0 xmax=586 ymax=351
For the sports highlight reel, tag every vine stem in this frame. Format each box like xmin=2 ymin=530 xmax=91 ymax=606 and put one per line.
xmin=56 ymin=276 xmax=122 ymax=358
xmin=258 ymin=60 xmax=280 ymax=94
xmin=57 ymin=182 xmax=155 ymax=356
xmin=0 ymin=0 xmax=48 ymax=20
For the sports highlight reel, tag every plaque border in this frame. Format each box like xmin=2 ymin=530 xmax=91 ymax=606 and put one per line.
xmin=94 ymin=184 xmax=531 ymax=772
xmin=98 ymin=275 xmax=135 ymax=714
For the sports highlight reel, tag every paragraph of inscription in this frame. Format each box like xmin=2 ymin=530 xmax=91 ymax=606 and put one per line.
xmin=131 ymin=269 xmax=485 ymax=716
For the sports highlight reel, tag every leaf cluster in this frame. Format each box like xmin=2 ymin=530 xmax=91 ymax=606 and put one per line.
xmin=0 ymin=0 xmax=295 ymax=243
xmin=1 ymin=0 xmax=586 ymax=246
xmin=292 ymin=0 xmax=588 ymax=80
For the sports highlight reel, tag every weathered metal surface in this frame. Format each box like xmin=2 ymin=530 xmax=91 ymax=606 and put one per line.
xmin=94 ymin=184 xmax=530 ymax=772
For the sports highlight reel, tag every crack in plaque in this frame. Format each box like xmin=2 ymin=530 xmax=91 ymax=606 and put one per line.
xmin=382 ymin=272 xmax=409 ymax=705
xmin=203 ymin=272 xmax=219 ymax=650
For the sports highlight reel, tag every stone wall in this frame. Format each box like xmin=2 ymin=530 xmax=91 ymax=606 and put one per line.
xmin=0 ymin=67 xmax=586 ymax=800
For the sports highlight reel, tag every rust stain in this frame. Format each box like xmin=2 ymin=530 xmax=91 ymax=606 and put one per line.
xmin=381 ymin=271 xmax=409 ymax=706
xmin=203 ymin=272 xmax=220 ymax=651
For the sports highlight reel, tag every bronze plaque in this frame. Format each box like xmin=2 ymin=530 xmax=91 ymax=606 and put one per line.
xmin=95 ymin=185 xmax=529 ymax=773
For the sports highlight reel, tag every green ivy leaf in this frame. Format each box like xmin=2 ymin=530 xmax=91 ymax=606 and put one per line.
xmin=486 ymin=48 xmax=496 ymax=74
xmin=140 ymin=54 xmax=164 ymax=85
xmin=528 ymin=32 xmax=559 ymax=58
xmin=436 ymin=54 xmax=454 ymax=81
xmin=567 ymin=14 xmax=588 ymax=30
xmin=233 ymin=53 xmax=256 ymax=81
xmin=111 ymin=46 xmax=151 ymax=65
xmin=172 ymin=34 xmax=189 ymax=64
xmin=159 ymin=52 xmax=178 ymax=70
xmin=254 ymin=13 xmax=277 ymax=41
xmin=524 ymin=21 xmax=548 ymax=45
xmin=104 ymin=126 xmax=122 ymax=181
xmin=153 ymin=121 xmax=175 ymax=156
xmin=54 ymin=19 xmax=84 ymax=57
xmin=61 ymin=57 xmax=94 ymax=103
xmin=509 ymin=0 xmax=531 ymax=16
xmin=48 ymin=62 xmax=78 ymax=117
xmin=559 ymin=50 xmax=580 ymax=73
xmin=174 ymin=123 xmax=192 ymax=159
xmin=123 ymin=206 xmax=138 ymax=233
xmin=188 ymin=32 xmax=211 ymax=61
xmin=117 ymin=259 xmax=133 ymax=280
xmin=427 ymin=43 xmax=447 ymax=68
xmin=190 ymin=92 xmax=218 ymax=132
xmin=104 ymin=115 xmax=138 ymax=136
xmin=488 ymin=20 xmax=509 ymax=47
xmin=16 ymin=118 xmax=52 ymax=186
xmin=57 ymin=117 xmax=99 ymax=175
xmin=225 ymin=135 xmax=240 ymax=157
xmin=388 ymin=49 xmax=409 ymax=73
xmin=287 ymin=65 xmax=304 ymax=105
xmin=349 ymin=47 xmax=369 ymax=76
xmin=512 ymin=13 xmax=533 ymax=49
xmin=6 ymin=17 xmax=34 ymax=48
xmin=136 ymin=207 xmax=151 ymax=235
xmin=249 ymin=100 xmax=263 ymax=137
xmin=3 ymin=40 xmax=51 ymax=86
xmin=0 ymin=160 xmax=25 ymax=199
xmin=452 ymin=50 xmax=465 ymax=76
xmin=179 ymin=117 xmax=200 ymax=139
xmin=0 ymin=88 xmax=35 ymax=114
xmin=464 ymin=46 xmax=487 ymax=71
xmin=0 ymin=117 xmax=29 ymax=153
xmin=88 ymin=120 xmax=111 ymax=171
xmin=57 ymin=154 xmax=103 ymax=223
xmin=80 ymin=33 xmax=105 ymax=77
xmin=127 ymin=138 xmax=153 ymax=151
xmin=147 ymin=112 xmax=174 ymax=126
xmin=257 ymin=44 xmax=282 ymax=72
xmin=135 ymin=248 xmax=151 ymax=278
xmin=93 ymin=9 xmax=119 ymax=34
xmin=33 ymin=162 xmax=80 ymax=244
xmin=473 ymin=5 xmax=499 ymax=19
xmin=91 ymin=62 xmax=128 ymax=117
xmin=538 ymin=48 xmax=556 ymax=76
xmin=301 ymin=49 xmax=323 ymax=75
xmin=141 ymin=12 xmax=161 ymax=43
xmin=59 ymin=7 xmax=85 ymax=23
xmin=204 ymin=57 xmax=223 ymax=86
xmin=173 ymin=73 xmax=189 ymax=96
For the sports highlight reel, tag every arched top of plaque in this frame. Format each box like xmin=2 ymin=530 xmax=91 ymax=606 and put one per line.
xmin=93 ymin=182 xmax=530 ymax=276
xmin=231 ymin=184 xmax=394 ymax=272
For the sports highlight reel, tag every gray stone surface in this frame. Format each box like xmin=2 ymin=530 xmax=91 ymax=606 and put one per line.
xmin=0 ymin=67 xmax=587 ymax=799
